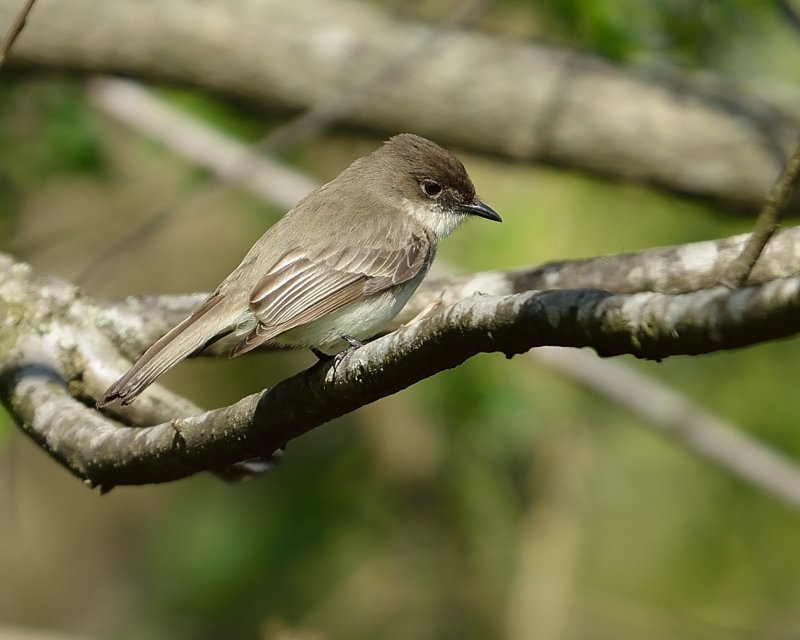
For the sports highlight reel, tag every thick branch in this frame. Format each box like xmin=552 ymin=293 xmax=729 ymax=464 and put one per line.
xmin=3 ymin=0 xmax=800 ymax=211
xmin=3 ymin=248 xmax=800 ymax=487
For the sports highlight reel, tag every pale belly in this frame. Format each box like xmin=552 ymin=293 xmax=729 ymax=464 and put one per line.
xmin=227 ymin=277 xmax=423 ymax=354
xmin=272 ymin=280 xmax=420 ymax=353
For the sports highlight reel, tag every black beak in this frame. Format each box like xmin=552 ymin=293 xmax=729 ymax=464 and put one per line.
xmin=459 ymin=199 xmax=502 ymax=222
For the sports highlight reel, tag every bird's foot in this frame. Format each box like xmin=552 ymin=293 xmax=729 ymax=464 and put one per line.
xmin=310 ymin=336 xmax=363 ymax=375
xmin=341 ymin=334 xmax=364 ymax=350
xmin=332 ymin=334 xmax=363 ymax=375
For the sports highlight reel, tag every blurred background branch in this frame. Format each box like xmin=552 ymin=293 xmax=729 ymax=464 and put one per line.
xmin=534 ymin=347 xmax=800 ymax=510
xmin=2 ymin=0 xmax=799 ymax=213
xmin=0 ymin=0 xmax=36 ymax=67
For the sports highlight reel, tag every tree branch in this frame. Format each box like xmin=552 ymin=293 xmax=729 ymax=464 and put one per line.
xmin=534 ymin=347 xmax=800 ymax=510
xmin=3 ymin=0 xmax=799 ymax=212
xmin=3 ymin=250 xmax=800 ymax=488
xmin=721 ymin=136 xmax=800 ymax=287
xmin=0 ymin=0 xmax=36 ymax=67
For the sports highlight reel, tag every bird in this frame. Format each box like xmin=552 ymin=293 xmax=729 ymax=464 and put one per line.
xmin=98 ymin=133 xmax=501 ymax=407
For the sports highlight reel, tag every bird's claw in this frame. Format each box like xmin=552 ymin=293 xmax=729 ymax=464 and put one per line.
xmin=332 ymin=334 xmax=363 ymax=376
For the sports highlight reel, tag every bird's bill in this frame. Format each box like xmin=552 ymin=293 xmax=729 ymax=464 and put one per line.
xmin=459 ymin=200 xmax=502 ymax=222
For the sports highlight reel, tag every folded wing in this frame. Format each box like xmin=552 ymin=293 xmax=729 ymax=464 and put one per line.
xmin=230 ymin=231 xmax=431 ymax=356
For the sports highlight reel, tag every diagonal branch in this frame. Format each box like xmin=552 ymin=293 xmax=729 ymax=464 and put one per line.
xmin=4 ymin=246 xmax=800 ymax=489
xmin=534 ymin=347 xmax=800 ymax=510
xmin=0 ymin=0 xmax=36 ymax=67
xmin=720 ymin=136 xmax=800 ymax=288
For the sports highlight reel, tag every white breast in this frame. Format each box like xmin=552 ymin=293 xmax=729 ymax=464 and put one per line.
xmin=269 ymin=275 xmax=425 ymax=353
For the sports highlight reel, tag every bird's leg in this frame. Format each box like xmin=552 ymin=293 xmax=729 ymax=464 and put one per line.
xmin=332 ymin=334 xmax=364 ymax=374
xmin=311 ymin=336 xmax=363 ymax=374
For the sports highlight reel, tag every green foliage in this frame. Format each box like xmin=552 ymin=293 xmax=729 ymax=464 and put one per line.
xmin=0 ymin=79 xmax=102 ymax=231
xmin=508 ymin=0 xmax=773 ymax=64
xmin=0 ymin=79 xmax=104 ymax=180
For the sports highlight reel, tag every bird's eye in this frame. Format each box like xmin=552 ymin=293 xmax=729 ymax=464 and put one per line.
xmin=421 ymin=179 xmax=442 ymax=198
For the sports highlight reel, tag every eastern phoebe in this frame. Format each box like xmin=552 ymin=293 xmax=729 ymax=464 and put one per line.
xmin=99 ymin=134 xmax=501 ymax=407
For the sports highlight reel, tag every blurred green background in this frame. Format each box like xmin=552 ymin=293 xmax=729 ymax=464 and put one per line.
xmin=2 ymin=1 xmax=800 ymax=639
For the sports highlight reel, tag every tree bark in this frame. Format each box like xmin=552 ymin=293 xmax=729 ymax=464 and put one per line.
xmin=3 ymin=232 xmax=800 ymax=488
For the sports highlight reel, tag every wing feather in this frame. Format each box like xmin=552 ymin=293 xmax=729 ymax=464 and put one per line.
xmin=230 ymin=232 xmax=430 ymax=356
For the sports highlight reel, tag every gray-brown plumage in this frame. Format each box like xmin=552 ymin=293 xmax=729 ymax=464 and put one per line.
xmin=99 ymin=134 xmax=500 ymax=407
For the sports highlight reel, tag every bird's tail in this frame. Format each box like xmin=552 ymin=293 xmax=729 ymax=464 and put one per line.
xmin=98 ymin=294 xmax=238 ymax=407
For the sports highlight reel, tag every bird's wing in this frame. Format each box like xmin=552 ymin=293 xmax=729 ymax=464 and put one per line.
xmin=229 ymin=231 xmax=431 ymax=356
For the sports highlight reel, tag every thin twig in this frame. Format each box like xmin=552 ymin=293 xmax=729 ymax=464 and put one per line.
xmin=0 ymin=0 xmax=36 ymax=68
xmin=720 ymin=136 xmax=800 ymax=288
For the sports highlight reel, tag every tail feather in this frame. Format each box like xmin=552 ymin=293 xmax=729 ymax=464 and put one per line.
xmin=98 ymin=295 xmax=237 ymax=407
